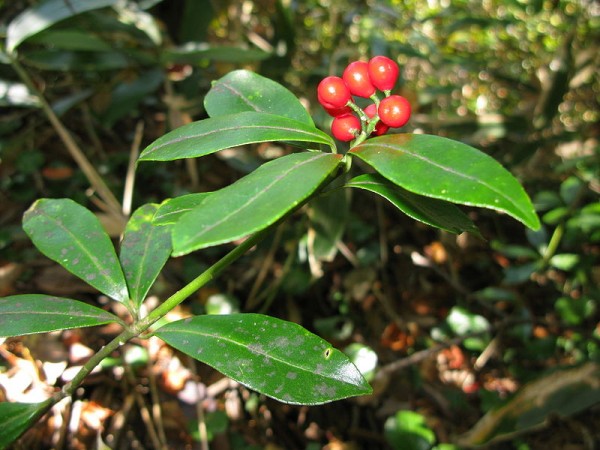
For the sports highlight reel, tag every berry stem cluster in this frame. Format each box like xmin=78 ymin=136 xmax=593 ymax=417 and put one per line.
xmin=317 ymin=56 xmax=411 ymax=147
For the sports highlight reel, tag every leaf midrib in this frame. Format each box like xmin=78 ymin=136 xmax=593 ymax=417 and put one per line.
xmin=357 ymin=142 xmax=531 ymax=219
xmin=158 ymin=327 xmax=355 ymax=386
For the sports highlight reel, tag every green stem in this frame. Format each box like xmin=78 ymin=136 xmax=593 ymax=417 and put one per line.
xmin=541 ymin=223 xmax=564 ymax=266
xmin=138 ymin=228 xmax=270 ymax=331
xmin=60 ymin=228 xmax=270 ymax=399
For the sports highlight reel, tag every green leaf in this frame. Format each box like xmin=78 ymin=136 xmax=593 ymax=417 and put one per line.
xmin=100 ymin=69 xmax=164 ymax=127
xmin=22 ymin=199 xmax=129 ymax=303
xmin=349 ymin=134 xmax=540 ymax=230
xmin=119 ymin=204 xmax=172 ymax=308
xmin=22 ymin=49 xmax=132 ymax=71
xmin=308 ymin=185 xmax=350 ymax=262
xmin=385 ymin=410 xmax=436 ymax=450
xmin=0 ymin=399 xmax=54 ymax=449
xmin=138 ymin=112 xmax=333 ymax=162
xmin=6 ymin=0 xmax=119 ymax=54
xmin=172 ymin=151 xmax=342 ymax=255
xmin=345 ymin=174 xmax=480 ymax=235
xmin=155 ymin=314 xmax=372 ymax=405
xmin=204 ymin=70 xmax=314 ymax=125
xmin=0 ymin=295 xmax=120 ymax=338
xmin=152 ymin=193 xmax=212 ymax=226
xmin=161 ymin=43 xmax=270 ymax=65
xmin=457 ymin=363 xmax=600 ymax=446
xmin=27 ymin=29 xmax=113 ymax=52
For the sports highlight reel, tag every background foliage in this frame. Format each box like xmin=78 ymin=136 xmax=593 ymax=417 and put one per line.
xmin=0 ymin=0 xmax=598 ymax=448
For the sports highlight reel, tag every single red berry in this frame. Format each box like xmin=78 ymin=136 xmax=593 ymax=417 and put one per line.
xmin=378 ymin=95 xmax=411 ymax=128
xmin=368 ymin=56 xmax=399 ymax=91
xmin=317 ymin=76 xmax=351 ymax=109
xmin=342 ymin=61 xmax=376 ymax=98
xmin=323 ymin=103 xmax=353 ymax=117
xmin=364 ymin=103 xmax=389 ymax=136
xmin=331 ymin=113 xmax=361 ymax=142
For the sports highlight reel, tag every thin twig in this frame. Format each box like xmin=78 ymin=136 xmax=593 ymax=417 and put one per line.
xmin=124 ymin=363 xmax=165 ymax=450
xmin=9 ymin=54 xmax=123 ymax=219
xmin=187 ymin=356 xmax=209 ymax=450
xmin=246 ymin=224 xmax=284 ymax=309
xmin=122 ymin=121 xmax=144 ymax=217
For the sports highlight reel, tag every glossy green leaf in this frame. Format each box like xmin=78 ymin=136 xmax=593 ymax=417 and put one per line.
xmin=172 ymin=151 xmax=342 ymax=255
xmin=349 ymin=134 xmax=540 ymax=230
xmin=345 ymin=174 xmax=480 ymax=235
xmin=155 ymin=314 xmax=372 ymax=404
xmin=0 ymin=295 xmax=120 ymax=338
xmin=152 ymin=193 xmax=212 ymax=226
xmin=6 ymin=0 xmax=118 ymax=54
xmin=22 ymin=199 xmax=129 ymax=303
xmin=119 ymin=204 xmax=172 ymax=307
xmin=0 ymin=399 xmax=54 ymax=449
xmin=204 ymin=70 xmax=314 ymax=125
xmin=139 ymin=112 xmax=333 ymax=162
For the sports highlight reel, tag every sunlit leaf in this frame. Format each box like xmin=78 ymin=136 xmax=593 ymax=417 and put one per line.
xmin=0 ymin=295 xmax=120 ymax=338
xmin=138 ymin=112 xmax=334 ymax=162
xmin=119 ymin=204 xmax=172 ymax=307
xmin=172 ymin=151 xmax=342 ymax=255
xmin=155 ymin=314 xmax=372 ymax=404
xmin=349 ymin=134 xmax=540 ymax=230
xmin=204 ymin=70 xmax=314 ymax=125
xmin=152 ymin=193 xmax=212 ymax=226
xmin=22 ymin=199 xmax=129 ymax=304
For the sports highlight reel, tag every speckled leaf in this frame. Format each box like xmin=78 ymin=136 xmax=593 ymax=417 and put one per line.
xmin=119 ymin=204 xmax=172 ymax=307
xmin=205 ymin=70 xmax=314 ymax=125
xmin=172 ymin=151 xmax=342 ymax=256
xmin=155 ymin=314 xmax=372 ymax=405
xmin=22 ymin=198 xmax=129 ymax=303
xmin=138 ymin=111 xmax=333 ymax=162
xmin=152 ymin=193 xmax=212 ymax=226
xmin=349 ymin=134 xmax=540 ymax=230
xmin=345 ymin=174 xmax=480 ymax=235
xmin=0 ymin=295 xmax=120 ymax=338
xmin=0 ymin=399 xmax=54 ymax=449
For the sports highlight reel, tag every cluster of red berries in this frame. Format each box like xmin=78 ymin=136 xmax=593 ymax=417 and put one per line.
xmin=317 ymin=56 xmax=411 ymax=142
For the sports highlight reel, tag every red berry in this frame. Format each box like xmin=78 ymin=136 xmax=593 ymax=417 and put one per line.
xmin=342 ymin=61 xmax=376 ymax=98
xmin=368 ymin=56 xmax=399 ymax=91
xmin=378 ymin=95 xmax=411 ymax=128
xmin=331 ymin=113 xmax=361 ymax=142
xmin=323 ymin=104 xmax=353 ymax=117
xmin=364 ymin=103 xmax=389 ymax=136
xmin=317 ymin=76 xmax=351 ymax=108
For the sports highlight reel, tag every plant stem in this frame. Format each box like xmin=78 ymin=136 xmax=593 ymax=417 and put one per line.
xmin=8 ymin=54 xmax=123 ymax=219
xmin=61 ymin=328 xmax=137 ymax=397
xmin=139 ymin=229 xmax=270 ymax=331
xmin=61 ymin=228 xmax=270 ymax=398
